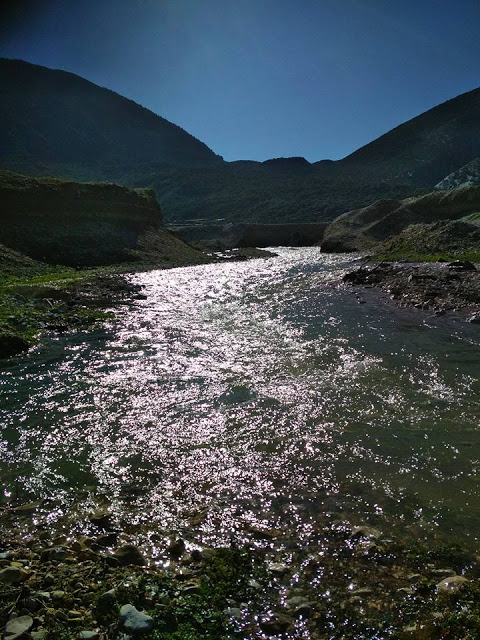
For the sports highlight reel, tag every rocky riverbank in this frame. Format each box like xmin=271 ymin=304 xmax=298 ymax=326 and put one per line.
xmin=2 ymin=498 xmax=480 ymax=639
xmin=343 ymin=259 xmax=480 ymax=321
xmin=0 ymin=271 xmax=146 ymax=359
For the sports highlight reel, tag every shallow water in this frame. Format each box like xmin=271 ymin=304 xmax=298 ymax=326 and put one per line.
xmin=2 ymin=248 xmax=480 ymax=551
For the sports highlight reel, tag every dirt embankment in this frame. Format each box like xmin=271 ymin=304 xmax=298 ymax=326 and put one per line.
xmin=0 ymin=171 xmax=207 ymax=268
xmin=321 ymin=185 xmax=480 ymax=253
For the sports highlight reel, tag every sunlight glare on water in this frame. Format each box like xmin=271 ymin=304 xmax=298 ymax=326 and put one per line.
xmin=1 ymin=247 xmax=480 ymax=549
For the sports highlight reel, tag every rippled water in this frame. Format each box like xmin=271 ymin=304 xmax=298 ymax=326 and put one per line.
xmin=2 ymin=248 xmax=480 ymax=550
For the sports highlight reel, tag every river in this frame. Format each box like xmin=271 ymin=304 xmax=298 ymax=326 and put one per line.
xmin=2 ymin=248 xmax=480 ymax=555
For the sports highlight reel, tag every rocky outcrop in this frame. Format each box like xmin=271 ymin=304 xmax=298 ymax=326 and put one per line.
xmin=321 ymin=185 xmax=480 ymax=252
xmin=435 ymin=158 xmax=480 ymax=190
xmin=0 ymin=171 xmax=206 ymax=267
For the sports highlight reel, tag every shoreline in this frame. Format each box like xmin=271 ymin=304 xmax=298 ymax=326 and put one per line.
xmin=343 ymin=259 xmax=480 ymax=322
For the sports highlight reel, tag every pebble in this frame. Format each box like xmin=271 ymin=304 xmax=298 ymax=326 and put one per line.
xmin=168 ymin=538 xmax=186 ymax=556
xmin=77 ymin=632 xmax=100 ymax=640
xmin=268 ymin=562 xmax=289 ymax=575
xmin=98 ymin=588 xmax=116 ymax=606
xmin=3 ymin=615 xmax=34 ymax=640
xmin=259 ymin=614 xmax=292 ymax=635
xmin=40 ymin=546 xmax=71 ymax=562
xmin=0 ymin=566 xmax=29 ymax=584
xmin=350 ymin=525 xmax=382 ymax=540
xmin=436 ymin=575 xmax=469 ymax=592
xmin=89 ymin=510 xmax=113 ymax=528
xmin=119 ymin=604 xmax=154 ymax=635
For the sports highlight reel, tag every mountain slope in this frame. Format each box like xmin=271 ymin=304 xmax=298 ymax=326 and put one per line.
xmin=339 ymin=88 xmax=480 ymax=185
xmin=0 ymin=58 xmax=222 ymax=172
xmin=435 ymin=158 xmax=480 ymax=189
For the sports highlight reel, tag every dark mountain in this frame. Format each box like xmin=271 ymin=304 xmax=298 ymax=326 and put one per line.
xmin=339 ymin=87 xmax=480 ymax=185
xmin=0 ymin=58 xmax=222 ymax=172
xmin=1 ymin=58 xmax=479 ymax=224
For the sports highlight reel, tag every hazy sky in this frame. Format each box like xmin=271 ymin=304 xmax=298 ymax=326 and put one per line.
xmin=1 ymin=0 xmax=479 ymax=162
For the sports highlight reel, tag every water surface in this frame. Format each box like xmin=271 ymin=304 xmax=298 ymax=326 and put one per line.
xmin=2 ymin=248 xmax=480 ymax=551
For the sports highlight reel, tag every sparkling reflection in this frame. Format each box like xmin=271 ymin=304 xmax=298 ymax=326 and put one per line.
xmin=1 ymin=248 xmax=480 ymax=551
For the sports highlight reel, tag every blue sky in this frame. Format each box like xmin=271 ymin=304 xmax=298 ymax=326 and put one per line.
xmin=1 ymin=0 xmax=479 ymax=162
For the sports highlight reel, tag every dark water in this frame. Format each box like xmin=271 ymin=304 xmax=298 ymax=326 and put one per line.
xmin=2 ymin=248 xmax=480 ymax=551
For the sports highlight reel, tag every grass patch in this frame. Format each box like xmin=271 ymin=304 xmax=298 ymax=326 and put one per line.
xmin=0 ymin=265 xmax=120 ymax=358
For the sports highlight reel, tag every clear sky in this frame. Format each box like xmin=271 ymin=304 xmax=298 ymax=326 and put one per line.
xmin=1 ymin=0 xmax=479 ymax=162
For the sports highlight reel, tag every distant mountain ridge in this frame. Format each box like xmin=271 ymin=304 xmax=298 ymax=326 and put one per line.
xmin=1 ymin=58 xmax=480 ymax=223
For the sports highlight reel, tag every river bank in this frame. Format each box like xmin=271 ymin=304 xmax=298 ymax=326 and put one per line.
xmin=2 ymin=497 xmax=480 ymax=639
xmin=343 ymin=259 xmax=480 ymax=321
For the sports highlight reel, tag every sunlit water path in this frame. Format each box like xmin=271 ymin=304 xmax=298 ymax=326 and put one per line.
xmin=2 ymin=248 xmax=480 ymax=552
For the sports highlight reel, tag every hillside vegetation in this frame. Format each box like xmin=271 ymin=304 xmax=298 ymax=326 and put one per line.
xmin=374 ymin=220 xmax=480 ymax=262
xmin=0 ymin=58 xmax=222 ymax=171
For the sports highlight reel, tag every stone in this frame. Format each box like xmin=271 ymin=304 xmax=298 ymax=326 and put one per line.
xmin=245 ymin=524 xmax=283 ymax=540
xmin=119 ymin=604 xmax=154 ymax=635
xmin=31 ymin=632 xmax=46 ymax=640
xmin=447 ymin=260 xmax=476 ymax=271
xmin=3 ymin=615 xmax=33 ymax=640
xmin=40 ymin=546 xmax=71 ymax=562
xmin=293 ymin=602 xmax=314 ymax=618
xmin=77 ymin=633 xmax=100 ymax=640
xmin=11 ymin=501 xmax=42 ymax=515
xmin=114 ymin=545 xmax=146 ymax=566
xmin=268 ymin=562 xmax=289 ymax=575
xmin=0 ymin=566 xmax=29 ymax=584
xmin=98 ymin=588 xmax=116 ymax=606
xmin=89 ymin=510 xmax=113 ymax=528
xmin=0 ymin=334 xmax=30 ymax=359
xmin=224 ymin=607 xmax=242 ymax=619
xmin=436 ymin=575 xmax=469 ymax=592
xmin=95 ymin=532 xmax=118 ymax=547
xmin=168 ymin=539 xmax=186 ymax=557
xmin=350 ymin=526 xmax=382 ymax=540
xmin=190 ymin=549 xmax=202 ymax=562
xmin=259 ymin=614 xmax=292 ymax=635
xmin=181 ymin=581 xmax=200 ymax=594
